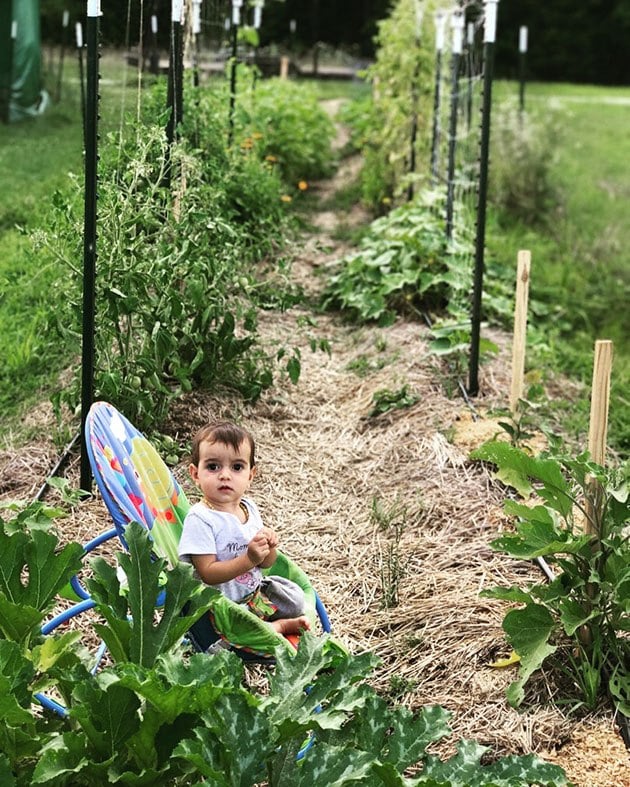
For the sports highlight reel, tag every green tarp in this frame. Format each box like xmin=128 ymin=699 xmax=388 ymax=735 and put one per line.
xmin=1 ymin=0 xmax=48 ymax=122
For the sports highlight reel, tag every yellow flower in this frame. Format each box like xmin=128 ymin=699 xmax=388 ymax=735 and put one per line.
xmin=240 ymin=138 xmax=253 ymax=149
xmin=381 ymin=196 xmax=391 ymax=204
xmin=252 ymin=131 xmax=263 ymax=140
xmin=298 ymin=180 xmax=308 ymax=191
xmin=281 ymin=194 xmax=292 ymax=203
xmin=265 ymin=154 xmax=277 ymax=163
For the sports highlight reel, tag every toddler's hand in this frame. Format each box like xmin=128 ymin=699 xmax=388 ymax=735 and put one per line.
xmin=260 ymin=526 xmax=279 ymax=549
xmin=247 ymin=531 xmax=270 ymax=565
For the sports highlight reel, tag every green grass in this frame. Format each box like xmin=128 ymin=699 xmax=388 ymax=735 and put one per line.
xmin=488 ymin=81 xmax=630 ymax=456
xmin=0 ymin=52 xmax=162 ymax=426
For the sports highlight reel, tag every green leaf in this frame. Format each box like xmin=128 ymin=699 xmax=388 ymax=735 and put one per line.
xmin=87 ymin=522 xmax=217 ymax=668
xmin=292 ymin=743 xmax=376 ymax=785
xmin=0 ymin=525 xmax=84 ymax=617
xmin=503 ymin=605 xmax=557 ymax=707
xmin=559 ymin=598 xmax=599 ymax=636
xmin=0 ymin=595 xmax=43 ymax=643
xmin=472 ymin=442 xmax=573 ymax=515
xmin=71 ymin=679 xmax=141 ymax=760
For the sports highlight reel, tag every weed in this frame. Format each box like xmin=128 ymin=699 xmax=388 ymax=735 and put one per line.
xmin=369 ymin=385 xmax=420 ymax=418
xmin=372 ymin=496 xmax=408 ymax=609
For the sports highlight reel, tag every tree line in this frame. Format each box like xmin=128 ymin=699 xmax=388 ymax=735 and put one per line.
xmin=39 ymin=0 xmax=630 ymax=86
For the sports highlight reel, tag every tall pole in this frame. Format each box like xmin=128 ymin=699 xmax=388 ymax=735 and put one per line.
xmin=56 ymin=10 xmax=70 ymax=102
xmin=445 ymin=10 xmax=463 ymax=239
xmin=468 ymin=0 xmax=499 ymax=397
xmin=228 ymin=0 xmax=243 ymax=145
xmin=252 ymin=1 xmax=264 ymax=88
xmin=149 ymin=14 xmax=159 ymax=75
xmin=3 ymin=20 xmax=17 ymax=124
xmin=192 ymin=0 xmax=202 ymax=88
xmin=407 ymin=0 xmax=424 ymax=201
xmin=76 ymin=22 xmax=86 ymax=149
xmin=166 ymin=0 xmax=184 ymax=149
xmin=466 ymin=21 xmax=474 ymax=131
xmin=430 ymin=11 xmax=447 ymax=184
xmin=80 ymin=0 xmax=101 ymax=492
xmin=518 ymin=25 xmax=528 ymax=114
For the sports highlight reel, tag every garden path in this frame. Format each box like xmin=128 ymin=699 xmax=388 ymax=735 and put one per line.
xmin=0 ymin=100 xmax=627 ymax=786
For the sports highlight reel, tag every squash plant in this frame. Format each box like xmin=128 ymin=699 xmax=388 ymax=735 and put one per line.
xmin=0 ymin=505 xmax=570 ymax=785
xmin=472 ymin=442 xmax=629 ymax=717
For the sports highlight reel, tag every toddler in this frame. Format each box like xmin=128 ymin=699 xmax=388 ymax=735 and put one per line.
xmin=179 ymin=421 xmax=310 ymax=637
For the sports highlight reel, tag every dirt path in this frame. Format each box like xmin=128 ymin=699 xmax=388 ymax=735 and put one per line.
xmin=1 ymin=102 xmax=628 ymax=785
xmin=169 ymin=105 xmax=628 ymax=783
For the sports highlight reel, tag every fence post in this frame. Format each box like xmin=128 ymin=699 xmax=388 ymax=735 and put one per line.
xmin=56 ymin=10 xmax=70 ymax=102
xmin=518 ymin=25 xmax=528 ymax=114
xmin=80 ymin=0 xmax=101 ymax=492
xmin=76 ymin=23 xmax=86 ymax=149
xmin=585 ymin=340 xmax=613 ymax=536
xmin=228 ymin=0 xmax=242 ymax=143
xmin=509 ymin=250 xmax=531 ymax=414
xmin=468 ymin=0 xmax=499 ymax=396
xmin=466 ymin=20 xmax=474 ymax=131
xmin=166 ymin=0 xmax=184 ymax=149
xmin=407 ymin=0 xmax=424 ymax=201
xmin=445 ymin=10 xmax=463 ymax=240
xmin=430 ymin=10 xmax=447 ymax=184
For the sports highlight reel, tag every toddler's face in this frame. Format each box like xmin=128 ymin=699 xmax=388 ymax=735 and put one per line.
xmin=190 ymin=438 xmax=255 ymax=509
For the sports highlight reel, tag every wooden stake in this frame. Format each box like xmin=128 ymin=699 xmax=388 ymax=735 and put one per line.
xmin=585 ymin=339 xmax=613 ymax=535
xmin=509 ymin=250 xmax=531 ymax=415
xmin=280 ymin=55 xmax=289 ymax=79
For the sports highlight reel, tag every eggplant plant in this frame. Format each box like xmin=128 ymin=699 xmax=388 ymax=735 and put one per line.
xmin=472 ymin=441 xmax=629 ymax=717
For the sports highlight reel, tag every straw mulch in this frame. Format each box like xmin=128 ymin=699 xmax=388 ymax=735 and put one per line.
xmin=1 ymin=138 xmax=628 ymax=786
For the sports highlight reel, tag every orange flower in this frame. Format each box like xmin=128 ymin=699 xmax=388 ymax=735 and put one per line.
xmin=298 ymin=180 xmax=308 ymax=191
xmin=281 ymin=194 xmax=292 ymax=203
xmin=240 ymin=138 xmax=253 ymax=149
xmin=265 ymin=154 xmax=278 ymax=163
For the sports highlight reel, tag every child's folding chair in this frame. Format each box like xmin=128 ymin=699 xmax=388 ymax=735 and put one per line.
xmin=84 ymin=400 xmax=331 ymax=659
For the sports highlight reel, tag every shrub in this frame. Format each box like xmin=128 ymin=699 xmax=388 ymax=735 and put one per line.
xmin=489 ymin=100 xmax=564 ymax=227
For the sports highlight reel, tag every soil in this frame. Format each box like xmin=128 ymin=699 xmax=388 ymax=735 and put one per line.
xmin=2 ymin=100 xmax=628 ymax=786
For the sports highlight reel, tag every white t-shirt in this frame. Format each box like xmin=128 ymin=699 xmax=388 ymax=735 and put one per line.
xmin=178 ymin=497 xmax=263 ymax=603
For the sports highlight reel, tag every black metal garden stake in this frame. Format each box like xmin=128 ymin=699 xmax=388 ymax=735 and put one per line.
xmin=228 ymin=0 xmax=242 ymax=145
xmin=166 ymin=0 xmax=184 ymax=148
xmin=79 ymin=0 xmax=101 ymax=492
xmin=445 ymin=11 xmax=463 ymax=240
xmin=519 ymin=25 xmax=528 ymax=114
xmin=468 ymin=0 xmax=499 ymax=397
xmin=430 ymin=11 xmax=446 ymax=184
xmin=407 ymin=0 xmax=423 ymax=201
xmin=76 ymin=22 xmax=86 ymax=149
xmin=56 ymin=10 xmax=70 ymax=102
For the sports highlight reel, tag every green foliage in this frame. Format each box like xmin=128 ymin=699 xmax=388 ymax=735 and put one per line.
xmin=489 ymin=101 xmax=564 ymax=228
xmin=86 ymin=522 xmax=217 ymax=669
xmin=323 ymin=192 xmax=470 ymax=324
xmin=347 ymin=0 xmax=437 ymax=209
xmin=472 ymin=441 xmax=630 ymax=717
xmin=35 ymin=85 xmax=323 ymax=431
xmin=233 ymin=72 xmax=336 ymax=186
xmin=0 ymin=502 xmax=570 ymax=786
xmin=429 ymin=321 xmax=499 ymax=382
xmin=369 ymin=385 xmax=420 ymax=417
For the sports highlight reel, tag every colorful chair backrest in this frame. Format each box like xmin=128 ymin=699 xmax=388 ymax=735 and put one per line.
xmin=85 ymin=401 xmax=189 ymax=567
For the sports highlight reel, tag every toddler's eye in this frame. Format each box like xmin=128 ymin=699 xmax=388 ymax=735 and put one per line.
xmin=233 ymin=463 xmax=245 ymax=472
xmin=206 ymin=463 xmax=220 ymax=472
